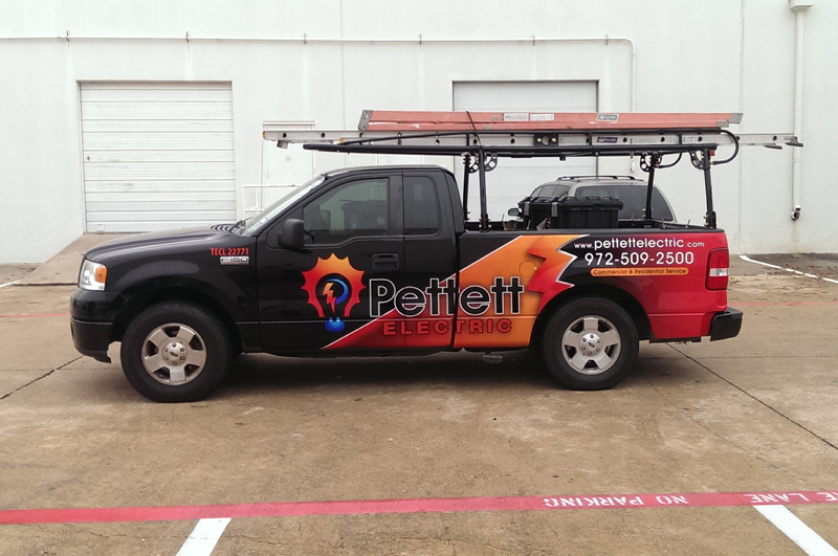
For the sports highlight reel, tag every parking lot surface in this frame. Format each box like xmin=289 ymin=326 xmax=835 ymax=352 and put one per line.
xmin=1 ymin=253 xmax=837 ymax=555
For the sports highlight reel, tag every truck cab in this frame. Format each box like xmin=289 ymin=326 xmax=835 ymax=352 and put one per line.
xmin=251 ymin=165 xmax=463 ymax=354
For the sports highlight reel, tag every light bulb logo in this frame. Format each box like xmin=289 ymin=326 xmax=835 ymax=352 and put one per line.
xmin=301 ymin=254 xmax=365 ymax=332
xmin=320 ymin=276 xmax=350 ymax=331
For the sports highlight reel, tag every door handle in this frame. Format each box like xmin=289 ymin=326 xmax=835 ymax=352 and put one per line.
xmin=372 ymin=253 xmax=400 ymax=271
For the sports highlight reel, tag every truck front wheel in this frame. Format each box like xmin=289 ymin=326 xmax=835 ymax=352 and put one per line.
xmin=542 ymin=297 xmax=639 ymax=390
xmin=120 ymin=302 xmax=232 ymax=402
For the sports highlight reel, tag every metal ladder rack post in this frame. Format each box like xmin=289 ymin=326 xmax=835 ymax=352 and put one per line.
xmin=702 ymin=148 xmax=717 ymax=229
xmin=461 ymin=155 xmax=471 ymax=221
xmin=478 ymin=153 xmax=489 ymax=230
xmin=645 ymin=155 xmax=659 ymax=223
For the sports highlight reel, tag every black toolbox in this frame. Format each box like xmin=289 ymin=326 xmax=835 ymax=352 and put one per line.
xmin=520 ymin=196 xmax=623 ymax=230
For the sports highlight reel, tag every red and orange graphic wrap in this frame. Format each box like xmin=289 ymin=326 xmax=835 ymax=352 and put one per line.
xmin=322 ymin=234 xmax=580 ymax=350
xmin=453 ymin=235 xmax=578 ymax=348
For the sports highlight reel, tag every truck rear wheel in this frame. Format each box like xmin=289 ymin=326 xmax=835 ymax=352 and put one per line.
xmin=120 ymin=302 xmax=232 ymax=402
xmin=542 ymin=297 xmax=639 ymax=390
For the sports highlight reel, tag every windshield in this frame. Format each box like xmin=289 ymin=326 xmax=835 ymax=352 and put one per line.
xmin=531 ymin=184 xmax=570 ymax=199
xmin=243 ymin=175 xmax=326 ymax=235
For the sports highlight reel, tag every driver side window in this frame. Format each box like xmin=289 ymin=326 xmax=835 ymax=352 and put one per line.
xmin=302 ymin=178 xmax=389 ymax=244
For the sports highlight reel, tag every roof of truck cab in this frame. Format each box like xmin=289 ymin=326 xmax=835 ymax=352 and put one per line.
xmin=322 ymin=164 xmax=453 ymax=178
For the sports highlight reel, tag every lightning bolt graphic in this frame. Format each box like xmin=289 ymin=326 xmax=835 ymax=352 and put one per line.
xmin=526 ymin=235 xmax=579 ymax=311
xmin=323 ymin=282 xmax=337 ymax=312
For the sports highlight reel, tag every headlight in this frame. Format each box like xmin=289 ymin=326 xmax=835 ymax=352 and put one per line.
xmin=79 ymin=260 xmax=107 ymax=291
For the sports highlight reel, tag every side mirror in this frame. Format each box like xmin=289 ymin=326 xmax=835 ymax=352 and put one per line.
xmin=280 ymin=218 xmax=306 ymax=249
xmin=268 ymin=218 xmax=305 ymax=249
xmin=507 ymin=207 xmax=520 ymax=218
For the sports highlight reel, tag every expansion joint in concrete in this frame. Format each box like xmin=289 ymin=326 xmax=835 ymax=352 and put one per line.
xmin=0 ymin=357 xmax=82 ymax=401
xmin=668 ymin=344 xmax=838 ymax=453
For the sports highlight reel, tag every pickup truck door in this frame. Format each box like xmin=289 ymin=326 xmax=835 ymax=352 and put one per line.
xmin=399 ymin=171 xmax=459 ymax=349
xmin=256 ymin=173 xmax=406 ymax=353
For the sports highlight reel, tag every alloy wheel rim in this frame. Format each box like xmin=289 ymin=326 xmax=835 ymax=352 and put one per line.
xmin=140 ymin=323 xmax=207 ymax=385
xmin=560 ymin=315 xmax=622 ymax=375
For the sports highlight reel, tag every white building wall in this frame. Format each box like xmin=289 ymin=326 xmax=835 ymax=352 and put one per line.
xmin=0 ymin=0 xmax=834 ymax=263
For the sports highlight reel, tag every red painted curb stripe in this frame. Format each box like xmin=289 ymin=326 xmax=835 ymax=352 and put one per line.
xmin=0 ymin=313 xmax=70 ymax=319
xmin=736 ymin=301 xmax=838 ymax=307
xmin=2 ymin=490 xmax=837 ymax=525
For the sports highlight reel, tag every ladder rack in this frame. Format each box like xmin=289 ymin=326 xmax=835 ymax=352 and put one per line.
xmin=262 ymin=110 xmax=801 ymax=231
xmin=263 ymin=110 xmax=799 ymax=157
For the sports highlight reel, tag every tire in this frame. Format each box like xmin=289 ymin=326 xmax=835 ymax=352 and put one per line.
xmin=120 ymin=302 xmax=232 ymax=402
xmin=541 ymin=296 xmax=639 ymax=390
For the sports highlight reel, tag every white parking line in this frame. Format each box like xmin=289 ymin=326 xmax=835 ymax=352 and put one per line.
xmin=0 ymin=280 xmax=20 ymax=289
xmin=755 ymin=505 xmax=838 ymax=555
xmin=740 ymin=255 xmax=838 ymax=286
xmin=175 ymin=518 xmax=231 ymax=556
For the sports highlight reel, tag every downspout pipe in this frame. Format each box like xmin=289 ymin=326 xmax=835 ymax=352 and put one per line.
xmin=790 ymin=0 xmax=813 ymax=221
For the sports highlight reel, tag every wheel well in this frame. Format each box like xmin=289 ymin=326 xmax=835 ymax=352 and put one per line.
xmin=530 ymin=284 xmax=651 ymax=348
xmin=112 ymin=287 xmax=243 ymax=355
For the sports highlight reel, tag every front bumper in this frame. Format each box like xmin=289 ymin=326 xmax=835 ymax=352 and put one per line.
xmin=709 ymin=308 xmax=743 ymax=341
xmin=69 ymin=288 xmax=124 ymax=363
xmin=70 ymin=317 xmax=113 ymax=363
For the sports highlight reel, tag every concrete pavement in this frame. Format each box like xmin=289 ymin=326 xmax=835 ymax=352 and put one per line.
xmin=0 ymin=241 xmax=837 ymax=554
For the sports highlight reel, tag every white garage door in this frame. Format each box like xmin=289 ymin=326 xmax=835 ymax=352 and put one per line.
xmin=453 ymin=81 xmax=597 ymax=221
xmin=81 ymin=82 xmax=236 ymax=232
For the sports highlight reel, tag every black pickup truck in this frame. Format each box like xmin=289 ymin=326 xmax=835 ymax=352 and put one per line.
xmin=71 ymin=111 xmax=751 ymax=402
